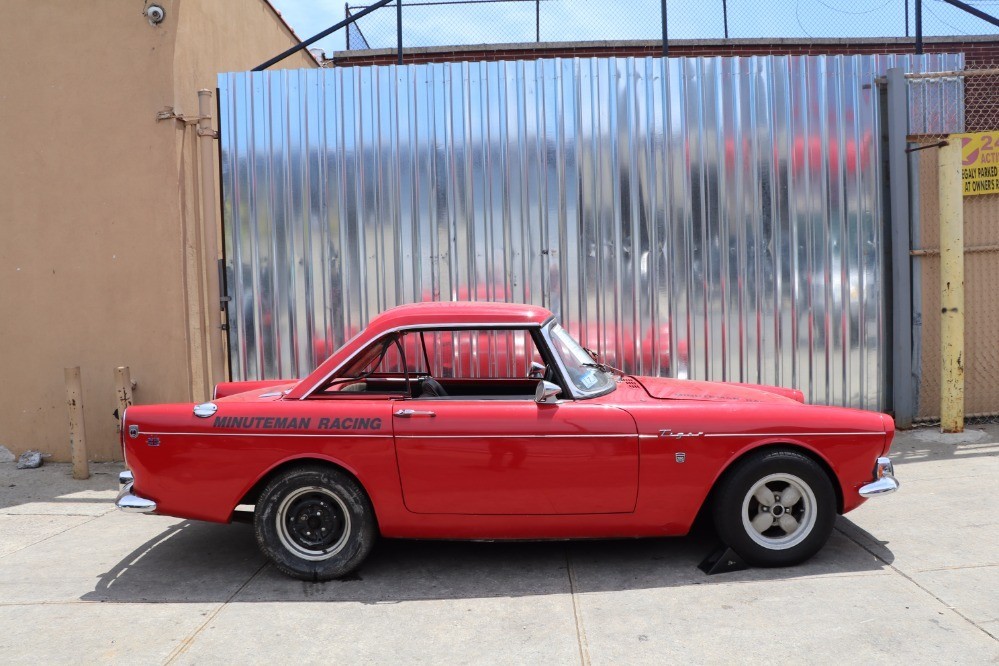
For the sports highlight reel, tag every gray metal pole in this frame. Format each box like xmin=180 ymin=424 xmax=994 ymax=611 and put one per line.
xmin=885 ymin=68 xmax=915 ymax=427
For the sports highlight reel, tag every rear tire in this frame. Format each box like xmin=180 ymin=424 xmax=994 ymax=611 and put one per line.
xmin=254 ymin=465 xmax=376 ymax=581
xmin=712 ymin=449 xmax=836 ymax=567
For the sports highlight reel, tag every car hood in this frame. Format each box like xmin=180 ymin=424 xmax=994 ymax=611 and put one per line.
xmin=631 ymin=376 xmax=802 ymax=404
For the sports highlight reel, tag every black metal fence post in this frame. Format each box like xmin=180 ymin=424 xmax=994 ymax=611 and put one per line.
xmin=661 ymin=0 xmax=668 ymax=56
xmin=915 ymin=0 xmax=923 ymax=53
xmin=397 ymin=0 xmax=403 ymax=64
xmin=723 ymin=0 xmax=729 ymax=39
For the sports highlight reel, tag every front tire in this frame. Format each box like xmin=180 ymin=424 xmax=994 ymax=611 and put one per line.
xmin=254 ymin=465 xmax=376 ymax=581
xmin=713 ymin=449 xmax=836 ymax=567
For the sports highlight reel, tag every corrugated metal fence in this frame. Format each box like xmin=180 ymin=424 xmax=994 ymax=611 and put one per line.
xmin=218 ymin=53 xmax=961 ymax=409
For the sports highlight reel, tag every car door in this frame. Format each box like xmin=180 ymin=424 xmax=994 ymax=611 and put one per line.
xmin=393 ymin=399 xmax=639 ymax=515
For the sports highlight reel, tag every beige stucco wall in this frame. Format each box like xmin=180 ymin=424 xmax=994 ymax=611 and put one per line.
xmin=0 ymin=0 xmax=314 ymax=462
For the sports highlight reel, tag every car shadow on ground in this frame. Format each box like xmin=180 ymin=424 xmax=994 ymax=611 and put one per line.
xmin=82 ymin=516 xmax=893 ymax=605
xmin=890 ymin=437 xmax=999 ymax=464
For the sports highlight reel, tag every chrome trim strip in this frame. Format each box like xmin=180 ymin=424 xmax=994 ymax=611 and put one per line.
xmin=140 ymin=430 xmax=882 ymax=439
xmin=141 ymin=431 xmax=391 ymax=438
xmin=118 ymin=470 xmax=133 ymax=492
xmin=702 ymin=431 xmax=885 ymax=438
xmin=138 ymin=430 xmax=634 ymax=440
xmin=394 ymin=434 xmax=639 ymax=439
xmin=299 ymin=321 xmax=544 ymax=399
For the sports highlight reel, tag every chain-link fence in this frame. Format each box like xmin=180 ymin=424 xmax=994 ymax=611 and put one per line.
xmin=909 ymin=62 xmax=999 ymax=424
xmin=298 ymin=0 xmax=999 ymax=54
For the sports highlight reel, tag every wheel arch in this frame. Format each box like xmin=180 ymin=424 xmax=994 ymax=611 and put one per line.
xmin=232 ymin=456 xmax=379 ymax=528
xmin=695 ymin=442 xmax=844 ymax=527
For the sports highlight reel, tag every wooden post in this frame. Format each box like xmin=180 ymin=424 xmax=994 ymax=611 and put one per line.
xmin=64 ymin=367 xmax=90 ymax=480
xmin=939 ymin=139 xmax=965 ymax=433
xmin=114 ymin=366 xmax=133 ymax=432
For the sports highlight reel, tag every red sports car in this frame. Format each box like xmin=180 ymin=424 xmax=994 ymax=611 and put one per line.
xmin=117 ymin=301 xmax=898 ymax=581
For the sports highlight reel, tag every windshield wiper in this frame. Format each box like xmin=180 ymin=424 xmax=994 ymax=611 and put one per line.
xmin=582 ymin=361 xmax=625 ymax=377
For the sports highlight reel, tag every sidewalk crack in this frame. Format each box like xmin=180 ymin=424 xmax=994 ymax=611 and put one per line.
xmin=565 ymin=547 xmax=591 ymax=666
xmin=835 ymin=524 xmax=998 ymax=643
xmin=162 ymin=561 xmax=269 ymax=665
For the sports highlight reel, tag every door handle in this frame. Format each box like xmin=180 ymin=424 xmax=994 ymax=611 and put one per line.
xmin=394 ymin=409 xmax=437 ymax=418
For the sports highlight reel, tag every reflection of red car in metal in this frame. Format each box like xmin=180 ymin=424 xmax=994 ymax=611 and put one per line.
xmin=120 ymin=301 xmax=897 ymax=581
xmin=315 ymin=310 xmax=689 ymax=379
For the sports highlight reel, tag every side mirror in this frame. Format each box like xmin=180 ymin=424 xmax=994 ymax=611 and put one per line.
xmin=528 ymin=361 xmax=546 ymax=379
xmin=535 ymin=380 xmax=562 ymax=404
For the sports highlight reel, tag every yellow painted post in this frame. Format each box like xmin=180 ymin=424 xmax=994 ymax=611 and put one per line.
xmin=64 ymin=367 xmax=90 ymax=480
xmin=938 ymin=139 xmax=965 ymax=433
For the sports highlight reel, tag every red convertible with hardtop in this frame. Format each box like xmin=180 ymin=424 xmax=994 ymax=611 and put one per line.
xmin=117 ymin=301 xmax=898 ymax=581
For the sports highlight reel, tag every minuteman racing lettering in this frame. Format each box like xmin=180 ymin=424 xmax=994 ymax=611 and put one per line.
xmin=212 ymin=416 xmax=383 ymax=431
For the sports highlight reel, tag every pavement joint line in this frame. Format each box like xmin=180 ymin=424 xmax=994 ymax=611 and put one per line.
xmin=833 ymin=524 xmax=999 ymax=643
xmin=565 ymin=547 xmax=590 ymax=666
xmin=161 ymin=561 xmax=270 ymax=665
xmin=0 ymin=601 xmax=107 ymax=607
xmin=0 ymin=513 xmax=105 ymax=560
xmin=0 ymin=512 xmax=112 ymax=517
xmin=914 ymin=562 xmax=999 ymax=573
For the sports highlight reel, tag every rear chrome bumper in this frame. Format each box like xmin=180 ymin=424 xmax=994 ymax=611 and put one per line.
xmin=859 ymin=457 xmax=900 ymax=497
xmin=115 ymin=470 xmax=157 ymax=514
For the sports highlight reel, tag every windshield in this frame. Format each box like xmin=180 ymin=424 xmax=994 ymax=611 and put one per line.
xmin=548 ymin=323 xmax=616 ymax=397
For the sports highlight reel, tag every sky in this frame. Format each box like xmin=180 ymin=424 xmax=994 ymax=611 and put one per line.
xmin=267 ymin=0 xmax=999 ymax=57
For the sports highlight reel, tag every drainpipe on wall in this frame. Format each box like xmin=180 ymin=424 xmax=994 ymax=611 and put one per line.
xmin=197 ymin=89 xmax=226 ymax=390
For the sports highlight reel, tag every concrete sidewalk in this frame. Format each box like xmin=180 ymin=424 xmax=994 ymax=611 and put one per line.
xmin=1 ymin=426 xmax=996 ymax=664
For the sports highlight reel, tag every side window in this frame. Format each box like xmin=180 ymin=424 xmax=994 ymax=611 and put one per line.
xmin=313 ymin=333 xmax=426 ymax=396
xmin=422 ymin=329 xmax=542 ymax=379
xmin=374 ymin=333 xmax=428 ymax=375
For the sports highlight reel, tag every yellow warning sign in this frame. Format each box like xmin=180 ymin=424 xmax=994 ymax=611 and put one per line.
xmin=958 ymin=131 xmax=999 ymax=196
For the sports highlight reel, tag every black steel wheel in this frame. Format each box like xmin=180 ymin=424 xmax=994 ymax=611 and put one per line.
xmin=712 ymin=448 xmax=836 ymax=567
xmin=254 ymin=465 xmax=376 ymax=581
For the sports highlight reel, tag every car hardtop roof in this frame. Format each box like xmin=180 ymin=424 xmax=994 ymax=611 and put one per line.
xmin=285 ymin=301 xmax=555 ymax=400
xmin=367 ymin=301 xmax=554 ymax=332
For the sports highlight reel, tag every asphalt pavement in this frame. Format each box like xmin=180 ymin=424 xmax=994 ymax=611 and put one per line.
xmin=0 ymin=425 xmax=996 ymax=664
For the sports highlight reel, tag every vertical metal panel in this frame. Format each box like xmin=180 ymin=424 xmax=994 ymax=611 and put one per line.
xmin=219 ymin=53 xmax=962 ymax=409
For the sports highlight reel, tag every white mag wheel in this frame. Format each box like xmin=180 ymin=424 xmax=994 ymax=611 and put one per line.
xmin=740 ymin=473 xmax=818 ymax=550
xmin=713 ymin=449 xmax=836 ymax=567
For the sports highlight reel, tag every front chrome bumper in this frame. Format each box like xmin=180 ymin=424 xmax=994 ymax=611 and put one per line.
xmin=115 ymin=470 xmax=158 ymax=514
xmin=859 ymin=457 xmax=900 ymax=497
